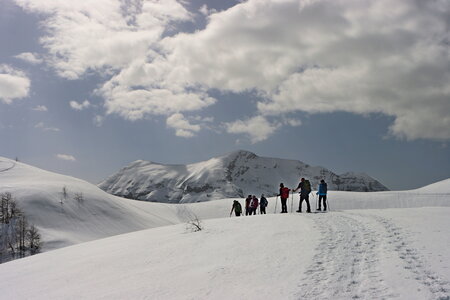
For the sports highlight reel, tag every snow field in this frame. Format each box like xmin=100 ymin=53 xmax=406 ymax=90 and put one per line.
xmin=1 ymin=209 xmax=449 ymax=299
xmin=0 ymin=214 xmax=319 ymax=300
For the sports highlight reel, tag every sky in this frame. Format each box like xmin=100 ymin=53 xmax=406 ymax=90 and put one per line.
xmin=0 ymin=0 xmax=449 ymax=190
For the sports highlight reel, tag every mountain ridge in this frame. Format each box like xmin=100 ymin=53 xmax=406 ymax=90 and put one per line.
xmin=98 ymin=150 xmax=389 ymax=203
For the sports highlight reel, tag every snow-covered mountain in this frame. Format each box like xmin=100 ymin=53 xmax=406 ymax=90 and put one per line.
xmin=98 ymin=150 xmax=389 ymax=203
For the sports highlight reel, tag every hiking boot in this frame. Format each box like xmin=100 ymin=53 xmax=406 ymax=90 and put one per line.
xmin=317 ymin=208 xmax=321 ymax=211
xmin=296 ymin=210 xmax=302 ymax=213
xmin=306 ymin=210 xmax=311 ymax=213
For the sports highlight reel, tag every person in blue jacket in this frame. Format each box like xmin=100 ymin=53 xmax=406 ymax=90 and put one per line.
xmin=316 ymin=179 xmax=327 ymax=211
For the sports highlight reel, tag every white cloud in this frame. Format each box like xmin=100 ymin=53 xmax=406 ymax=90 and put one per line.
xmin=32 ymin=105 xmax=48 ymax=112
xmin=150 ymin=0 xmax=450 ymax=141
xmin=34 ymin=122 xmax=60 ymax=132
xmin=0 ymin=65 xmax=30 ymax=104
xmin=14 ymin=52 xmax=43 ymax=64
xmin=56 ymin=154 xmax=76 ymax=161
xmin=285 ymin=118 xmax=302 ymax=127
xmin=16 ymin=0 xmax=450 ymax=141
xmin=166 ymin=113 xmax=201 ymax=138
xmin=225 ymin=116 xmax=280 ymax=143
xmin=199 ymin=4 xmax=216 ymax=16
xmin=93 ymin=115 xmax=104 ymax=127
xmin=14 ymin=0 xmax=191 ymax=79
xmin=70 ymin=100 xmax=91 ymax=111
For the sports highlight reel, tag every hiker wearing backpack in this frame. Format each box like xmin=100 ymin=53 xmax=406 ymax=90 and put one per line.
xmin=278 ymin=183 xmax=290 ymax=213
xmin=250 ymin=195 xmax=259 ymax=215
xmin=316 ymin=179 xmax=328 ymax=211
xmin=293 ymin=178 xmax=312 ymax=213
xmin=230 ymin=200 xmax=243 ymax=217
xmin=259 ymin=194 xmax=268 ymax=214
xmin=245 ymin=195 xmax=252 ymax=216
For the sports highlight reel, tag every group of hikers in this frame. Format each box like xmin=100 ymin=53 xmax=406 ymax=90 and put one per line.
xmin=230 ymin=178 xmax=328 ymax=217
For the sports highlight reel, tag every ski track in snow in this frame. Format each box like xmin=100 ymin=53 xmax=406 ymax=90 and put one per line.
xmin=0 ymin=160 xmax=15 ymax=173
xmin=297 ymin=212 xmax=393 ymax=300
xmin=296 ymin=212 xmax=450 ymax=300
xmin=367 ymin=214 xmax=450 ymax=300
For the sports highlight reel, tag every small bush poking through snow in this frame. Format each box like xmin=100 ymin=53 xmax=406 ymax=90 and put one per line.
xmin=186 ymin=213 xmax=203 ymax=232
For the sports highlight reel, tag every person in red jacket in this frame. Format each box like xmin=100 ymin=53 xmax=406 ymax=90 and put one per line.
xmin=278 ymin=183 xmax=290 ymax=213
xmin=250 ymin=195 xmax=259 ymax=215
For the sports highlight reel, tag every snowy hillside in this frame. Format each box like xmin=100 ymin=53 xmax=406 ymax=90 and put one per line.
xmin=0 ymin=157 xmax=183 ymax=251
xmin=98 ymin=150 xmax=388 ymax=203
xmin=1 ymin=208 xmax=449 ymax=300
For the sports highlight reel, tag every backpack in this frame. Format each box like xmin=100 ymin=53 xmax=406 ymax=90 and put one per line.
xmin=234 ymin=202 xmax=242 ymax=213
xmin=319 ymin=183 xmax=327 ymax=194
xmin=304 ymin=180 xmax=311 ymax=193
xmin=281 ymin=187 xmax=290 ymax=198
xmin=260 ymin=197 xmax=268 ymax=207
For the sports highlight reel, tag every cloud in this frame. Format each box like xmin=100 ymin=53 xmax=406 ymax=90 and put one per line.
xmin=100 ymin=85 xmax=216 ymax=120
xmin=166 ymin=113 xmax=201 ymax=138
xmin=14 ymin=52 xmax=43 ymax=64
xmin=56 ymin=154 xmax=76 ymax=161
xmin=34 ymin=122 xmax=60 ymax=132
xmin=70 ymin=100 xmax=91 ymax=111
xmin=225 ymin=115 xmax=280 ymax=143
xmin=0 ymin=65 xmax=30 ymax=104
xmin=14 ymin=0 xmax=191 ymax=79
xmin=199 ymin=4 xmax=217 ymax=16
xmin=32 ymin=105 xmax=48 ymax=112
xmin=156 ymin=0 xmax=450 ymax=141
xmin=93 ymin=115 xmax=104 ymax=127
xmin=285 ymin=118 xmax=302 ymax=127
xmin=16 ymin=0 xmax=450 ymax=141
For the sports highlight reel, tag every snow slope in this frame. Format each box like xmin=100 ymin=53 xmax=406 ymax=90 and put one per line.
xmin=1 ymin=209 xmax=449 ymax=300
xmin=98 ymin=150 xmax=389 ymax=203
xmin=0 ymin=157 xmax=182 ymax=251
xmin=416 ymin=178 xmax=450 ymax=193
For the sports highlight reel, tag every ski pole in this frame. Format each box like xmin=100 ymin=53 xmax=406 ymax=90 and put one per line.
xmin=274 ymin=196 xmax=278 ymax=214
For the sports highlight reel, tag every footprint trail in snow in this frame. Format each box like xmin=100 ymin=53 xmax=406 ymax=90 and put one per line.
xmin=296 ymin=212 xmax=449 ymax=300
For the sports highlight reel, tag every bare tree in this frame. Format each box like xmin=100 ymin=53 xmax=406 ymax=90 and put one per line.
xmin=17 ymin=215 xmax=28 ymax=256
xmin=176 ymin=205 xmax=204 ymax=232
xmin=1 ymin=192 xmax=12 ymax=223
xmin=186 ymin=214 xmax=203 ymax=232
xmin=27 ymin=225 xmax=41 ymax=254
xmin=74 ymin=192 xmax=84 ymax=204
xmin=60 ymin=186 xmax=68 ymax=204
xmin=0 ymin=192 xmax=42 ymax=262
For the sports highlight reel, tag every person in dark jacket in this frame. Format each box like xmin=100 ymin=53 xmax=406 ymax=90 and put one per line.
xmin=230 ymin=200 xmax=242 ymax=217
xmin=245 ymin=195 xmax=252 ymax=216
xmin=278 ymin=183 xmax=290 ymax=213
xmin=293 ymin=178 xmax=311 ymax=213
xmin=259 ymin=194 xmax=268 ymax=214
xmin=316 ymin=179 xmax=328 ymax=211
